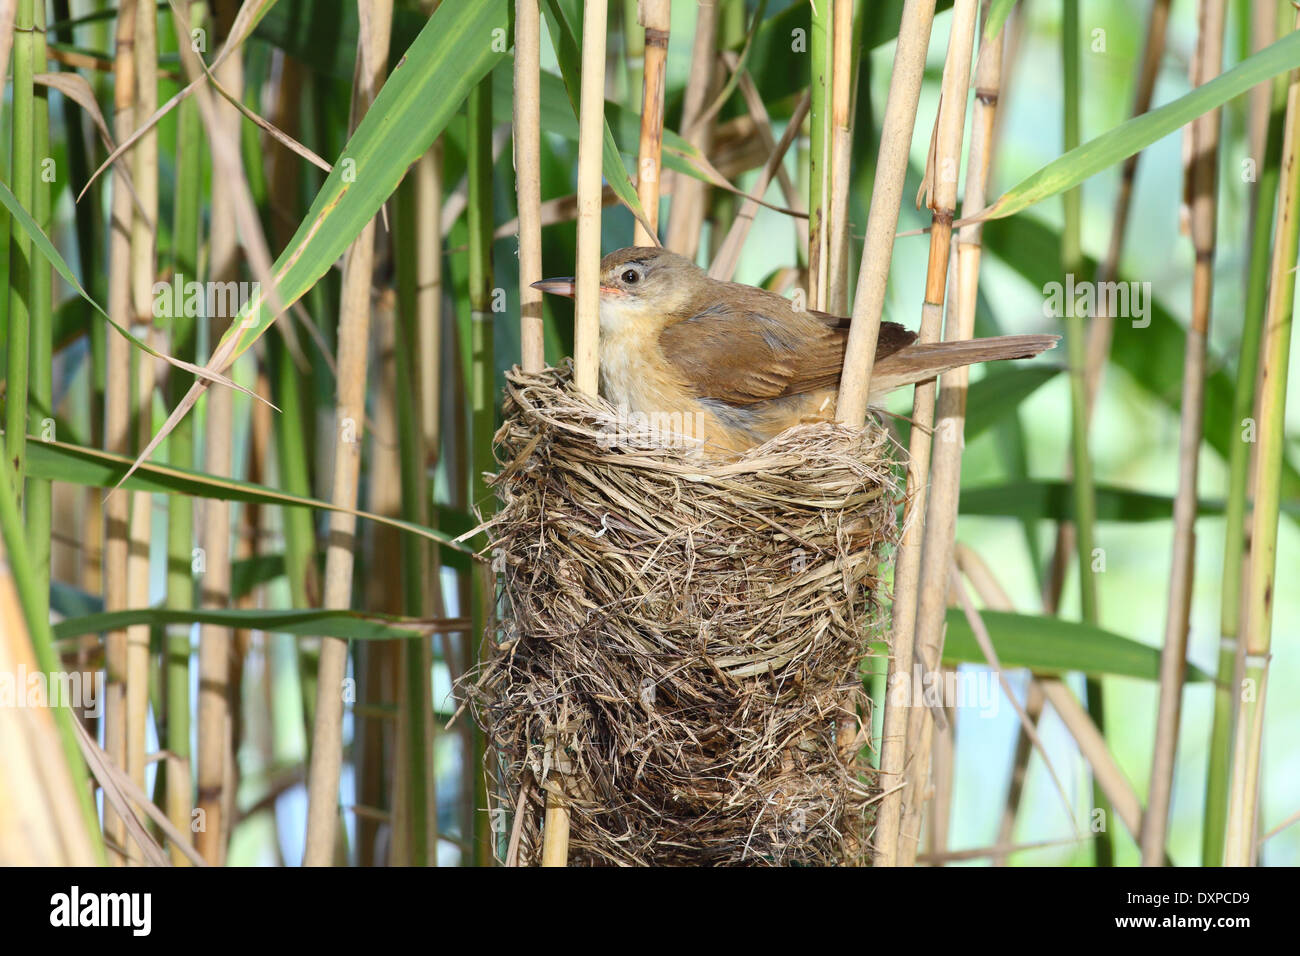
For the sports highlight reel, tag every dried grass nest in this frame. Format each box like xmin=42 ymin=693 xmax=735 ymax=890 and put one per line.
xmin=464 ymin=363 xmax=902 ymax=866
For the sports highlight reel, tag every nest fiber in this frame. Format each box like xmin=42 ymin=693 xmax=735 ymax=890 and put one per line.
xmin=468 ymin=364 xmax=900 ymax=866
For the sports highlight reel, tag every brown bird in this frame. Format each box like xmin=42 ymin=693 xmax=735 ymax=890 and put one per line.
xmin=533 ymin=247 xmax=1058 ymax=454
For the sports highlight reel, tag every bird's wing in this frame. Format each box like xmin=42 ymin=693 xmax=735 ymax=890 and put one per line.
xmin=807 ymin=310 xmax=917 ymax=361
xmin=659 ymin=298 xmax=919 ymax=406
xmin=658 ymin=305 xmax=851 ymax=406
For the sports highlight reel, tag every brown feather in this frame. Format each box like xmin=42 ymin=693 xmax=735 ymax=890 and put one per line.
xmin=658 ymin=286 xmax=919 ymax=407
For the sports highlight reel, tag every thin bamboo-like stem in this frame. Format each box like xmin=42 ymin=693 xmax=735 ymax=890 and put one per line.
xmin=24 ymin=0 xmax=51 ymax=620
xmin=876 ymin=0 xmax=976 ymax=869
xmin=416 ymin=143 xmax=444 ymax=460
xmin=102 ymin=0 xmax=138 ymax=864
xmin=1060 ymin=0 xmax=1112 ymax=868
xmin=824 ymin=0 xmax=855 ymax=315
xmin=632 ymin=0 xmax=669 ymax=247
xmin=162 ymin=0 xmax=204 ymax=864
xmin=1142 ymin=0 xmax=1226 ymax=868
xmin=125 ymin=0 xmax=159 ymax=839
xmin=5 ymin=0 xmax=34 ymax=500
xmin=709 ymin=89 xmax=811 ymax=281
xmin=392 ymin=221 xmax=437 ymax=865
xmin=196 ymin=35 xmax=242 ymax=868
xmin=515 ymin=0 xmax=545 ymax=371
xmin=363 ymin=291 xmax=404 ymax=865
xmin=906 ymin=0 xmax=1003 ymax=859
xmin=1205 ymin=2 xmax=1287 ymax=867
xmin=663 ymin=0 xmax=717 ymax=258
xmin=1224 ymin=8 xmax=1300 ymax=868
xmin=467 ymin=73 xmax=495 ymax=867
xmin=572 ymin=0 xmax=609 ymax=395
xmin=806 ymin=0 xmax=832 ymax=308
xmin=542 ymin=0 xmax=611 ymax=865
xmin=408 ymin=5 xmax=445 ymax=862
xmin=835 ymin=0 xmax=936 ymax=426
xmin=303 ymin=0 xmax=394 ymax=867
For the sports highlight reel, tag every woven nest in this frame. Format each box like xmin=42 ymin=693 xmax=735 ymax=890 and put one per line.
xmin=464 ymin=363 xmax=902 ymax=866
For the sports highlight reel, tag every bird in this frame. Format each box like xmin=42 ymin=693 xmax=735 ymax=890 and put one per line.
xmin=532 ymin=246 xmax=1059 ymax=454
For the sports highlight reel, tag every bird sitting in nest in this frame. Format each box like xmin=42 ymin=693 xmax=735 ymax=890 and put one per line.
xmin=534 ymin=246 xmax=1058 ymax=454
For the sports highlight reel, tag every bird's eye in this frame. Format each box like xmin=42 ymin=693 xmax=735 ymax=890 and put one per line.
xmin=621 ymin=269 xmax=639 ymax=284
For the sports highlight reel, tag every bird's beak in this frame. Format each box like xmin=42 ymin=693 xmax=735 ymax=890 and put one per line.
xmin=531 ymin=277 xmax=576 ymax=298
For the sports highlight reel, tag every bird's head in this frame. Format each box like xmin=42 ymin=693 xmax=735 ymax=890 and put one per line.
xmin=532 ymin=246 xmax=705 ymax=333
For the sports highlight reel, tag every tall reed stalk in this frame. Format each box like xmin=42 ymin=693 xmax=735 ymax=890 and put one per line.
xmin=1060 ymin=0 xmax=1112 ymax=867
xmin=5 ymin=0 xmax=34 ymax=501
xmin=392 ymin=223 xmax=436 ymax=864
xmin=1205 ymin=2 xmax=1287 ymax=867
xmin=102 ymin=0 xmax=139 ymax=863
xmin=1142 ymin=0 xmax=1226 ymax=867
xmin=910 ymin=0 xmax=1004 ymax=857
xmin=196 ymin=35 xmax=241 ymax=867
xmin=540 ymin=0 xmax=612 ymax=867
xmin=806 ymin=0 xmax=832 ymax=308
xmin=125 ymin=0 xmax=159 ymax=829
xmin=1223 ymin=8 xmax=1300 ymax=867
xmin=835 ymin=0 xmax=936 ymax=424
xmin=162 ymin=0 xmax=205 ymax=864
xmin=303 ymin=0 xmax=395 ymax=866
xmin=838 ymin=0 xmax=936 ymax=867
xmin=894 ymin=0 xmax=980 ymax=867
xmin=824 ymin=0 xmax=855 ymax=314
xmin=516 ymin=0 xmax=545 ymax=370
xmin=25 ymin=0 xmax=51 ymax=617
xmin=632 ymin=0 xmax=669 ymax=247
xmin=466 ymin=72 xmax=495 ymax=867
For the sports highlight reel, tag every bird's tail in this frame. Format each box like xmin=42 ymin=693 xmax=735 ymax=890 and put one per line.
xmin=866 ymin=334 xmax=1060 ymax=400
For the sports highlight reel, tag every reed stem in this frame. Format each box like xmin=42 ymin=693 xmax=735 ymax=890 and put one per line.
xmin=908 ymin=0 xmax=1004 ymax=859
xmin=1060 ymin=0 xmax=1112 ymax=866
xmin=835 ymin=0 xmax=936 ymax=426
xmin=878 ymin=0 xmax=977 ymax=868
xmin=161 ymin=0 xmax=204 ymax=863
xmin=25 ymin=0 xmax=51 ymax=618
xmin=125 ymin=0 xmax=159 ymax=831
xmin=6 ymin=0 xmax=35 ymax=500
xmin=807 ymin=0 xmax=832 ymax=309
xmin=467 ymin=72 xmax=496 ymax=866
xmin=101 ymin=0 xmax=139 ymax=863
xmin=515 ymin=0 xmax=545 ymax=370
xmin=1205 ymin=2 xmax=1287 ymax=867
xmin=1141 ymin=0 xmax=1226 ymax=867
xmin=1223 ymin=7 xmax=1300 ymax=867
xmin=303 ymin=0 xmax=394 ymax=866
xmin=632 ymin=0 xmax=670 ymax=247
